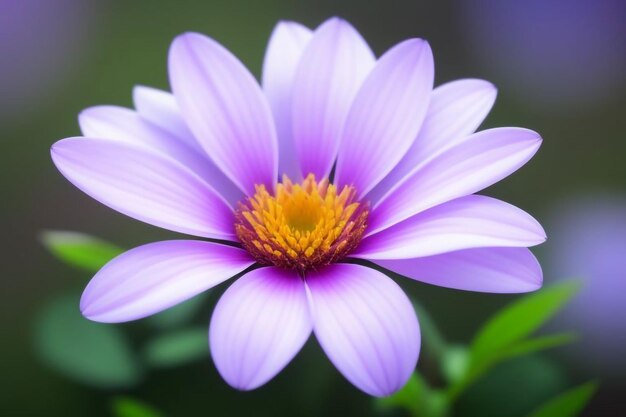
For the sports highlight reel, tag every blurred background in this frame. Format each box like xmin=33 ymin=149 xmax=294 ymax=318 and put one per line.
xmin=1 ymin=0 xmax=624 ymax=415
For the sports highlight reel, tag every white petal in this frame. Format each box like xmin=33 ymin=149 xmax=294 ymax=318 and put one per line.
xmin=132 ymin=85 xmax=198 ymax=150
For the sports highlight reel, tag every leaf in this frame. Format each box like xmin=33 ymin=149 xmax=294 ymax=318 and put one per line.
xmin=446 ymin=282 xmax=580 ymax=400
xmin=40 ymin=230 xmax=124 ymax=271
xmin=376 ymin=373 xmax=449 ymax=417
xmin=470 ymin=281 xmax=580 ymax=367
xmin=147 ymin=294 xmax=206 ymax=329
xmin=112 ymin=396 xmax=164 ymax=417
xmin=376 ymin=373 xmax=425 ymax=416
xmin=448 ymin=333 xmax=576 ymax=400
xmin=442 ymin=345 xmax=470 ymax=384
xmin=34 ymin=293 xmax=141 ymax=388
xmin=457 ymin=355 xmax=568 ymax=417
xmin=527 ymin=381 xmax=598 ymax=417
xmin=143 ymin=327 xmax=208 ymax=368
xmin=499 ymin=333 xmax=577 ymax=361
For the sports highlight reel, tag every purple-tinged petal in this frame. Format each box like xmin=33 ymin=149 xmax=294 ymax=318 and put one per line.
xmin=368 ymin=79 xmax=497 ymax=203
xmin=375 ymin=247 xmax=542 ymax=293
xmin=78 ymin=105 xmax=243 ymax=204
xmin=356 ymin=195 xmax=545 ymax=259
xmin=306 ymin=264 xmax=420 ymax=397
xmin=210 ymin=267 xmax=311 ymax=390
xmin=132 ymin=85 xmax=199 ymax=151
xmin=262 ymin=21 xmax=313 ymax=180
xmin=370 ymin=127 xmax=542 ymax=235
xmin=169 ymin=32 xmax=278 ymax=195
xmin=81 ymin=240 xmax=253 ymax=323
xmin=51 ymin=138 xmax=235 ymax=239
xmin=334 ymin=39 xmax=434 ymax=197
xmin=291 ymin=17 xmax=375 ymax=179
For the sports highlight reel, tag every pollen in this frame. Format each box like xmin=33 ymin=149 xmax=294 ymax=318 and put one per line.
xmin=235 ymin=174 xmax=369 ymax=274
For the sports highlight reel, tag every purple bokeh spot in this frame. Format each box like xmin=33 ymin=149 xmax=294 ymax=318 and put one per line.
xmin=0 ymin=0 xmax=99 ymax=122
xmin=461 ymin=0 xmax=626 ymax=109
xmin=546 ymin=193 xmax=626 ymax=373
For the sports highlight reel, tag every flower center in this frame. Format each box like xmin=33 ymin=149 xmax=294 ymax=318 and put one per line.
xmin=235 ymin=174 xmax=369 ymax=274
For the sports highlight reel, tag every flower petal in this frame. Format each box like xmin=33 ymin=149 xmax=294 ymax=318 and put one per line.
xmin=51 ymin=138 xmax=235 ymax=239
xmin=169 ymin=32 xmax=278 ymax=195
xmin=132 ymin=85 xmax=197 ymax=148
xmin=291 ymin=17 xmax=375 ymax=179
xmin=81 ymin=240 xmax=254 ymax=322
xmin=356 ymin=195 xmax=545 ymax=259
xmin=368 ymin=79 xmax=497 ymax=203
xmin=375 ymin=247 xmax=542 ymax=293
xmin=262 ymin=21 xmax=313 ymax=180
xmin=210 ymin=267 xmax=312 ymax=390
xmin=370 ymin=127 xmax=542 ymax=234
xmin=306 ymin=264 xmax=420 ymax=396
xmin=334 ymin=39 xmax=434 ymax=197
xmin=79 ymin=105 xmax=242 ymax=204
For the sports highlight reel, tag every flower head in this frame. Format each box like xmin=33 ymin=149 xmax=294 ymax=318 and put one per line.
xmin=235 ymin=174 xmax=369 ymax=274
xmin=51 ymin=17 xmax=546 ymax=396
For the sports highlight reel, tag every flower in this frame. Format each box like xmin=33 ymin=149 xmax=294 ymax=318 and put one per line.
xmin=50 ymin=17 xmax=546 ymax=396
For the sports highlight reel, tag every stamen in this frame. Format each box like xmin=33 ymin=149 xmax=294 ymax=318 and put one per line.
xmin=235 ymin=174 xmax=369 ymax=274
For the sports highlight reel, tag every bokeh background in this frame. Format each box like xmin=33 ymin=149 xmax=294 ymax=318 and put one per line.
xmin=1 ymin=0 xmax=625 ymax=415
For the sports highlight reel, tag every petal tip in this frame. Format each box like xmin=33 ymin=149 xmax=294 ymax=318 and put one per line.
xmin=323 ymin=16 xmax=345 ymax=25
xmin=131 ymin=84 xmax=148 ymax=102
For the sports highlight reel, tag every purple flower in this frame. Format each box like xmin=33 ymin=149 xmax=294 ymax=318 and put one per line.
xmin=50 ymin=18 xmax=545 ymax=396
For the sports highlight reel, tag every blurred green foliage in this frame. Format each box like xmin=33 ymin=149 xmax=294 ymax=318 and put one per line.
xmin=379 ymin=281 xmax=593 ymax=417
xmin=112 ymin=396 xmax=164 ymax=417
xmin=40 ymin=230 xmax=124 ymax=272
xmin=37 ymin=231 xmax=596 ymax=416
xmin=527 ymin=381 xmax=598 ymax=417
xmin=143 ymin=327 xmax=209 ymax=368
xmin=2 ymin=2 xmax=615 ymax=414
xmin=147 ymin=295 xmax=207 ymax=330
xmin=35 ymin=233 xmax=214 ymax=389
xmin=447 ymin=282 xmax=581 ymax=399
xmin=33 ymin=293 xmax=142 ymax=388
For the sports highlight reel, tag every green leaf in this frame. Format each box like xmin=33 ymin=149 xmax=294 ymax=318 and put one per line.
xmin=376 ymin=373 xmax=449 ymax=417
xmin=112 ymin=396 xmax=164 ymax=417
xmin=34 ymin=293 xmax=141 ymax=388
xmin=527 ymin=381 xmax=598 ymax=417
xmin=442 ymin=345 xmax=470 ymax=384
xmin=40 ymin=230 xmax=124 ymax=271
xmin=448 ymin=333 xmax=576 ymax=400
xmin=499 ymin=333 xmax=577 ymax=361
xmin=376 ymin=373 xmax=425 ymax=416
xmin=458 ymin=355 xmax=568 ymax=417
xmin=470 ymin=281 xmax=580 ymax=367
xmin=147 ymin=294 xmax=206 ymax=329
xmin=446 ymin=282 xmax=580 ymax=400
xmin=143 ymin=327 xmax=208 ymax=368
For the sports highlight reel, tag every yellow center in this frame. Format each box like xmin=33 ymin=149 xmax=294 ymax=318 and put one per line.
xmin=235 ymin=174 xmax=369 ymax=273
